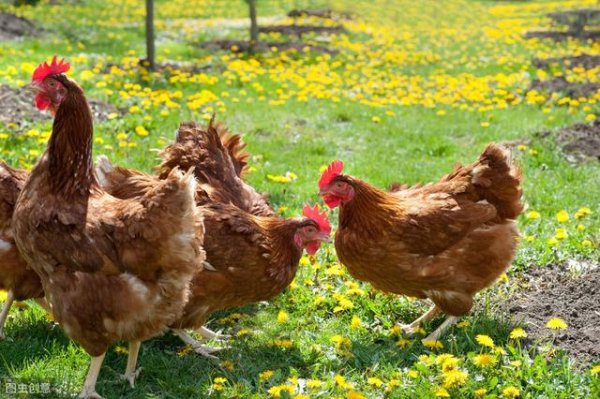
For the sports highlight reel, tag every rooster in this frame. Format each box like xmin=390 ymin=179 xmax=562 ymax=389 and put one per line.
xmin=12 ymin=57 xmax=204 ymax=399
xmin=0 ymin=163 xmax=46 ymax=339
xmin=97 ymin=120 xmax=331 ymax=357
xmin=318 ymin=145 xmax=523 ymax=341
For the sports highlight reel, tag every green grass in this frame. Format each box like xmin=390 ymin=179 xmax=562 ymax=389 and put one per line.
xmin=1 ymin=0 xmax=599 ymax=398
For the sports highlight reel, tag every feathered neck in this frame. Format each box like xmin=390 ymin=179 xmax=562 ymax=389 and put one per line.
xmin=263 ymin=217 xmax=304 ymax=284
xmin=46 ymin=78 xmax=98 ymax=198
xmin=338 ymin=178 xmax=399 ymax=232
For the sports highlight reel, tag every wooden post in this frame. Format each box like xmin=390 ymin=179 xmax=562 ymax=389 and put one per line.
xmin=145 ymin=0 xmax=155 ymax=70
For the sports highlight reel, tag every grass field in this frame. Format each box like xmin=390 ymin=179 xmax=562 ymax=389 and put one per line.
xmin=0 ymin=0 xmax=599 ymax=398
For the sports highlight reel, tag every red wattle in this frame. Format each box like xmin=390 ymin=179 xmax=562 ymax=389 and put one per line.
xmin=306 ymin=242 xmax=320 ymax=255
xmin=35 ymin=94 xmax=50 ymax=110
xmin=323 ymin=194 xmax=341 ymax=209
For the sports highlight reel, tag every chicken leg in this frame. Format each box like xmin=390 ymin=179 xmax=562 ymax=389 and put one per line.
xmin=122 ymin=340 xmax=142 ymax=388
xmin=197 ymin=326 xmax=231 ymax=341
xmin=399 ymin=305 xmax=440 ymax=335
xmin=173 ymin=329 xmax=224 ymax=359
xmin=423 ymin=316 xmax=459 ymax=343
xmin=78 ymin=353 xmax=106 ymax=399
xmin=0 ymin=290 xmax=15 ymax=340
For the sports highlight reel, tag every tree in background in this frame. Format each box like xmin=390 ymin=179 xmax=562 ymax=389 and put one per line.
xmin=246 ymin=0 xmax=259 ymax=52
xmin=145 ymin=0 xmax=156 ymax=70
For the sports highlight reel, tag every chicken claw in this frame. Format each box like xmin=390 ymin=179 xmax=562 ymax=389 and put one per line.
xmin=173 ymin=329 xmax=227 ymax=360
xmin=78 ymin=353 xmax=106 ymax=399
xmin=398 ymin=305 xmax=441 ymax=336
xmin=197 ymin=326 xmax=231 ymax=341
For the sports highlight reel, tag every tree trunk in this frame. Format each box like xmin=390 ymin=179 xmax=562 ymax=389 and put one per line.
xmin=248 ymin=0 xmax=259 ymax=52
xmin=145 ymin=0 xmax=156 ymax=70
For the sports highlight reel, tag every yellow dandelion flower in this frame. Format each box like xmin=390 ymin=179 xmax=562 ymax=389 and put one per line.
xmin=554 ymin=228 xmax=568 ymax=240
xmin=472 ymin=353 xmax=497 ymax=368
xmin=259 ymin=370 xmax=274 ymax=381
xmin=475 ymin=334 xmax=494 ymax=348
xmin=176 ymin=345 xmax=192 ymax=357
xmin=0 ymin=290 xmax=7 ymax=302
xmin=556 ymin=210 xmax=569 ymax=223
xmin=577 ymin=224 xmax=585 ymax=232
xmin=371 ymin=116 xmax=381 ymax=123
xmin=367 ymin=377 xmax=384 ymax=387
xmin=546 ymin=317 xmax=568 ymax=330
xmin=396 ymin=338 xmax=411 ymax=348
xmin=590 ymin=365 xmax=600 ymax=375
xmin=510 ymin=327 xmax=527 ymax=339
xmin=347 ymin=392 xmax=366 ymax=399
xmin=526 ymin=211 xmax=540 ymax=220
xmin=456 ymin=320 xmax=470 ymax=329
xmin=135 ymin=125 xmax=149 ymax=137
xmin=502 ymin=386 xmax=520 ymax=398
xmin=434 ymin=387 xmax=450 ymax=397
xmin=423 ymin=340 xmax=444 ymax=350
xmin=350 ymin=315 xmax=362 ymax=330
xmin=407 ymin=370 xmax=419 ymax=379
xmin=574 ymin=207 xmax=591 ymax=219
xmin=582 ymin=240 xmax=593 ymax=248
xmin=277 ymin=310 xmax=289 ymax=324
xmin=306 ymin=379 xmax=323 ymax=389
xmin=474 ymin=388 xmax=487 ymax=397
xmin=547 ymin=237 xmax=559 ymax=247
xmin=114 ymin=346 xmax=128 ymax=354
xmin=443 ymin=369 xmax=468 ymax=388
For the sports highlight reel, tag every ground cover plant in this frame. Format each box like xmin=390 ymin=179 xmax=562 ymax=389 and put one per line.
xmin=0 ymin=0 xmax=599 ymax=398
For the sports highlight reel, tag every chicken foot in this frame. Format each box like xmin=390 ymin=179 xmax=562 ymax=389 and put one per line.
xmin=0 ymin=290 xmax=15 ymax=340
xmin=78 ymin=353 xmax=106 ymax=399
xmin=422 ymin=316 xmax=459 ymax=343
xmin=399 ymin=304 xmax=440 ymax=335
xmin=122 ymin=340 xmax=142 ymax=388
xmin=173 ymin=329 xmax=226 ymax=360
xmin=197 ymin=326 xmax=231 ymax=341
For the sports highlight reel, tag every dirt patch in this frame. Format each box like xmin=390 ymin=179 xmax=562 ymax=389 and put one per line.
xmin=200 ymin=40 xmax=338 ymax=55
xmin=529 ymin=76 xmax=600 ymax=98
xmin=0 ymin=85 xmax=121 ymax=129
xmin=259 ymin=24 xmax=345 ymax=38
xmin=538 ymin=120 xmax=600 ymax=162
xmin=507 ymin=262 xmax=600 ymax=361
xmin=524 ymin=30 xmax=600 ymax=41
xmin=533 ymin=54 xmax=600 ymax=69
xmin=0 ymin=11 xmax=39 ymax=40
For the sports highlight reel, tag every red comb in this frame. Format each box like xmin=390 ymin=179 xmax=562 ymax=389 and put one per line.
xmin=302 ymin=204 xmax=331 ymax=234
xmin=318 ymin=160 xmax=344 ymax=189
xmin=32 ymin=56 xmax=70 ymax=82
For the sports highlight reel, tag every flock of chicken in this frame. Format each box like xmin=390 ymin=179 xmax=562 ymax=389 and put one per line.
xmin=0 ymin=57 xmax=523 ymax=399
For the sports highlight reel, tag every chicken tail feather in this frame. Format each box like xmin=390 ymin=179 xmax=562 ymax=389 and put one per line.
xmin=470 ymin=144 xmax=523 ymax=220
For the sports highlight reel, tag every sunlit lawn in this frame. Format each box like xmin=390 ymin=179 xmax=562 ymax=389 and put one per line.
xmin=0 ymin=0 xmax=599 ymax=398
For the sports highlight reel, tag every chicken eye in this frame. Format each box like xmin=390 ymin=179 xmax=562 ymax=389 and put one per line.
xmin=335 ymin=181 xmax=344 ymax=188
xmin=47 ymin=80 xmax=56 ymax=87
xmin=306 ymin=226 xmax=317 ymax=234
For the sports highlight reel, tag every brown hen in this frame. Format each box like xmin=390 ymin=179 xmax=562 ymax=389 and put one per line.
xmin=319 ymin=144 xmax=523 ymax=341
xmin=12 ymin=57 xmax=204 ymax=399
xmin=97 ymin=120 xmax=330 ymax=357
